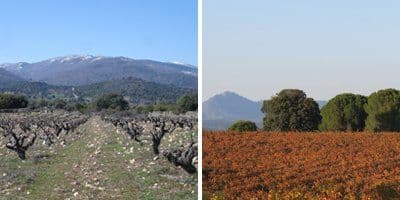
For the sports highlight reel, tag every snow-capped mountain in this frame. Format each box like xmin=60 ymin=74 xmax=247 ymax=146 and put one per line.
xmin=168 ymin=61 xmax=197 ymax=68
xmin=0 ymin=62 xmax=29 ymax=72
xmin=0 ymin=55 xmax=197 ymax=88
xmin=45 ymin=55 xmax=106 ymax=63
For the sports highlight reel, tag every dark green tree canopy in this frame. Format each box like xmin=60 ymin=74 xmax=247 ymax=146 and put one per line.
xmin=177 ymin=94 xmax=198 ymax=113
xmin=261 ymin=89 xmax=321 ymax=131
xmin=365 ymin=88 xmax=400 ymax=132
xmin=95 ymin=93 xmax=129 ymax=111
xmin=228 ymin=120 xmax=257 ymax=132
xmin=0 ymin=94 xmax=28 ymax=109
xmin=52 ymin=99 xmax=68 ymax=109
xmin=320 ymin=93 xmax=367 ymax=131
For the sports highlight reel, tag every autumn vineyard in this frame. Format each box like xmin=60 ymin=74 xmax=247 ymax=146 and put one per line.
xmin=203 ymin=131 xmax=400 ymax=199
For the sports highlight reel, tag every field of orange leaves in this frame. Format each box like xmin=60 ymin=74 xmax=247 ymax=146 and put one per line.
xmin=203 ymin=131 xmax=400 ymax=200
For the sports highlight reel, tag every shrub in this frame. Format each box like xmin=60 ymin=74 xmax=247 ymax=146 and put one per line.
xmin=52 ymin=99 xmax=67 ymax=109
xmin=0 ymin=94 xmax=28 ymax=109
xmin=95 ymin=93 xmax=129 ymax=111
xmin=177 ymin=94 xmax=197 ymax=113
xmin=228 ymin=120 xmax=257 ymax=132
xmin=74 ymin=102 xmax=95 ymax=113
xmin=134 ymin=105 xmax=155 ymax=114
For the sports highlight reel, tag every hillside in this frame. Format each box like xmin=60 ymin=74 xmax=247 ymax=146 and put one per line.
xmin=76 ymin=77 xmax=195 ymax=104
xmin=203 ymin=91 xmax=263 ymax=130
xmin=0 ymin=82 xmax=72 ymax=99
xmin=1 ymin=55 xmax=197 ymax=88
xmin=0 ymin=77 xmax=195 ymax=104
xmin=0 ymin=68 xmax=26 ymax=89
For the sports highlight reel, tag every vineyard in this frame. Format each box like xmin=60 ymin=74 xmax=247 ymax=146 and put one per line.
xmin=0 ymin=110 xmax=197 ymax=199
xmin=203 ymin=131 xmax=400 ymax=200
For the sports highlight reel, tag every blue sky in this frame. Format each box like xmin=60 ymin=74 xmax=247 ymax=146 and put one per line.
xmin=0 ymin=0 xmax=197 ymax=65
xmin=204 ymin=0 xmax=400 ymax=100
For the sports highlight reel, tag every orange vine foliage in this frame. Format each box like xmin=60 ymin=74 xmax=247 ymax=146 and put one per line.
xmin=203 ymin=131 xmax=400 ymax=200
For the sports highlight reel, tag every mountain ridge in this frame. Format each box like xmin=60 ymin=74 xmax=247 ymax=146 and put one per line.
xmin=203 ymin=91 xmax=264 ymax=130
xmin=0 ymin=55 xmax=197 ymax=88
xmin=0 ymin=68 xmax=27 ymax=88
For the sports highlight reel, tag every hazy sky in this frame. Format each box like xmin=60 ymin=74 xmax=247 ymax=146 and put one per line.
xmin=204 ymin=0 xmax=400 ymax=101
xmin=0 ymin=0 xmax=197 ymax=65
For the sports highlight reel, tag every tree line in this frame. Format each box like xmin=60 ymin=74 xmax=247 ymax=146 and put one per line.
xmin=0 ymin=93 xmax=197 ymax=114
xmin=229 ymin=88 xmax=400 ymax=132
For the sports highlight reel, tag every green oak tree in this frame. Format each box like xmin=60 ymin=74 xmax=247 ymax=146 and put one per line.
xmin=261 ymin=89 xmax=321 ymax=131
